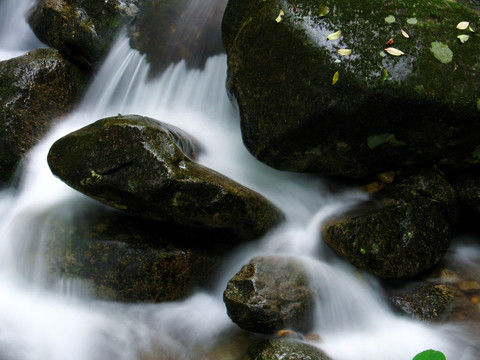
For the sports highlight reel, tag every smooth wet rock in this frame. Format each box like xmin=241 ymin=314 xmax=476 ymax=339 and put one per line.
xmin=222 ymin=0 xmax=480 ymax=178
xmin=29 ymin=202 xmax=226 ymax=302
xmin=248 ymin=338 xmax=331 ymax=360
xmin=223 ymin=256 xmax=315 ymax=334
xmin=47 ymin=115 xmax=283 ymax=241
xmin=28 ymin=0 xmax=139 ymax=69
xmin=0 ymin=48 xmax=87 ymax=185
xmin=322 ymin=168 xmax=453 ymax=279
xmin=128 ymin=0 xmax=226 ymax=76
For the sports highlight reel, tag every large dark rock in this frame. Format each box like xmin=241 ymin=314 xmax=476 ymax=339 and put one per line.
xmin=223 ymin=256 xmax=315 ymax=334
xmin=47 ymin=115 xmax=283 ymax=240
xmin=26 ymin=202 xmax=226 ymax=302
xmin=128 ymin=0 xmax=226 ymax=76
xmin=451 ymin=171 xmax=480 ymax=217
xmin=322 ymin=168 xmax=453 ymax=279
xmin=248 ymin=338 xmax=331 ymax=360
xmin=222 ymin=0 xmax=480 ymax=178
xmin=0 ymin=48 xmax=88 ymax=185
xmin=28 ymin=0 xmax=139 ymax=69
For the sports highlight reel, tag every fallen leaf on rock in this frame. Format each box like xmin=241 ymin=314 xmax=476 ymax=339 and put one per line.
xmin=380 ymin=68 xmax=388 ymax=82
xmin=457 ymin=34 xmax=470 ymax=43
xmin=385 ymin=47 xmax=404 ymax=56
xmin=337 ymin=48 xmax=352 ymax=56
xmin=318 ymin=5 xmax=329 ymax=17
xmin=327 ymin=30 xmax=342 ymax=40
xmin=275 ymin=10 xmax=284 ymax=23
xmin=407 ymin=17 xmax=418 ymax=25
xmin=401 ymin=29 xmax=409 ymax=38
xmin=385 ymin=15 xmax=395 ymax=23
xmin=332 ymin=71 xmax=339 ymax=85
xmin=456 ymin=21 xmax=469 ymax=30
xmin=386 ymin=37 xmax=394 ymax=45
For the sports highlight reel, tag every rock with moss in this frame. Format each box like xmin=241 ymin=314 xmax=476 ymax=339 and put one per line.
xmin=27 ymin=202 xmax=226 ymax=302
xmin=223 ymin=256 xmax=315 ymax=334
xmin=128 ymin=0 xmax=226 ymax=76
xmin=322 ymin=168 xmax=453 ymax=279
xmin=28 ymin=0 xmax=139 ymax=69
xmin=0 ymin=48 xmax=88 ymax=185
xmin=222 ymin=0 xmax=480 ymax=178
xmin=47 ymin=115 xmax=283 ymax=241
xmin=248 ymin=338 xmax=331 ymax=360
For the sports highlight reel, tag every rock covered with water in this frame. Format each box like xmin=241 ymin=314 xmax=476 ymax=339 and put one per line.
xmin=223 ymin=256 xmax=315 ymax=334
xmin=27 ymin=202 xmax=225 ymax=302
xmin=128 ymin=0 xmax=226 ymax=76
xmin=28 ymin=0 xmax=139 ymax=69
xmin=222 ymin=0 xmax=480 ymax=178
xmin=47 ymin=115 xmax=283 ymax=241
xmin=322 ymin=168 xmax=454 ymax=279
xmin=248 ymin=338 xmax=331 ymax=360
xmin=0 ymin=48 xmax=88 ymax=185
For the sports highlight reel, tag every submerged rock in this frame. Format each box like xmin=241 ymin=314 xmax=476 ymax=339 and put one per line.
xmin=223 ymin=256 xmax=315 ymax=334
xmin=129 ymin=0 xmax=226 ymax=76
xmin=30 ymin=202 xmax=225 ymax=302
xmin=28 ymin=0 xmax=139 ymax=69
xmin=0 ymin=48 xmax=87 ymax=185
xmin=222 ymin=0 xmax=480 ymax=178
xmin=322 ymin=168 xmax=453 ymax=279
xmin=248 ymin=338 xmax=331 ymax=360
xmin=47 ymin=115 xmax=283 ymax=241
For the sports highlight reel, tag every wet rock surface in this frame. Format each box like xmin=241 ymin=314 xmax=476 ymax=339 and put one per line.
xmin=222 ymin=0 xmax=480 ymax=178
xmin=47 ymin=115 xmax=283 ymax=241
xmin=128 ymin=0 xmax=226 ymax=76
xmin=28 ymin=0 xmax=139 ymax=69
xmin=28 ymin=201 xmax=227 ymax=302
xmin=0 ymin=48 xmax=87 ymax=185
xmin=322 ymin=168 xmax=453 ymax=279
xmin=248 ymin=338 xmax=331 ymax=360
xmin=223 ymin=256 xmax=315 ymax=334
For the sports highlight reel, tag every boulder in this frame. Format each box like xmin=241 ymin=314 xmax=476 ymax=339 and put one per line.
xmin=128 ymin=0 xmax=226 ymax=76
xmin=223 ymin=256 xmax=315 ymax=334
xmin=248 ymin=338 xmax=331 ymax=360
xmin=28 ymin=0 xmax=139 ymax=69
xmin=28 ymin=202 xmax=226 ymax=302
xmin=47 ymin=115 xmax=283 ymax=240
xmin=0 ymin=48 xmax=88 ymax=185
xmin=322 ymin=168 xmax=453 ymax=279
xmin=222 ymin=0 xmax=480 ymax=178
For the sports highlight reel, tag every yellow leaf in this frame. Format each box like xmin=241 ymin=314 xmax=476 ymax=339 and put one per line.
xmin=457 ymin=34 xmax=470 ymax=43
xmin=275 ymin=10 xmax=284 ymax=23
xmin=318 ymin=5 xmax=329 ymax=17
xmin=337 ymin=49 xmax=352 ymax=56
xmin=401 ymin=29 xmax=409 ymax=38
xmin=456 ymin=21 xmax=469 ymax=30
xmin=332 ymin=71 xmax=339 ymax=85
xmin=384 ymin=47 xmax=404 ymax=56
xmin=327 ymin=30 xmax=342 ymax=40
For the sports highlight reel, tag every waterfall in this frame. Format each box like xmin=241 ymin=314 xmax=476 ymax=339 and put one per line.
xmin=0 ymin=1 xmax=478 ymax=359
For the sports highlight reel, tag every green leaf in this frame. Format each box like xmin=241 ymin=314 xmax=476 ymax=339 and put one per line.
xmin=412 ymin=349 xmax=446 ymax=360
xmin=407 ymin=17 xmax=418 ymax=24
xmin=332 ymin=71 xmax=339 ymax=85
xmin=318 ymin=5 xmax=329 ymax=17
xmin=457 ymin=34 xmax=470 ymax=43
xmin=380 ymin=68 xmax=388 ymax=82
xmin=430 ymin=42 xmax=453 ymax=64
xmin=327 ymin=30 xmax=342 ymax=40
xmin=385 ymin=15 xmax=395 ymax=23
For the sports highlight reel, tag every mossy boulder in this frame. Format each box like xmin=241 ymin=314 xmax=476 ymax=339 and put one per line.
xmin=28 ymin=0 xmax=139 ymax=69
xmin=248 ymin=338 xmax=331 ymax=360
xmin=27 ymin=203 xmax=225 ymax=302
xmin=322 ymin=168 xmax=453 ymax=279
xmin=222 ymin=0 xmax=480 ymax=178
xmin=223 ymin=256 xmax=315 ymax=334
xmin=128 ymin=0 xmax=226 ymax=76
xmin=47 ymin=115 xmax=283 ymax=241
xmin=0 ymin=48 xmax=88 ymax=185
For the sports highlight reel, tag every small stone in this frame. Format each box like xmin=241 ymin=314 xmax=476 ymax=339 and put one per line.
xmin=378 ymin=170 xmax=396 ymax=184
xmin=458 ymin=280 xmax=480 ymax=292
xmin=305 ymin=334 xmax=323 ymax=343
xmin=277 ymin=330 xmax=300 ymax=339
xmin=362 ymin=181 xmax=385 ymax=194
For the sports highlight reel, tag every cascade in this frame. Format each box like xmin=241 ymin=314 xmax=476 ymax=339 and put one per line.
xmin=0 ymin=1 xmax=478 ymax=359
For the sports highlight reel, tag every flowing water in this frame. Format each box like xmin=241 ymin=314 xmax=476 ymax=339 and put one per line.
xmin=0 ymin=1 xmax=479 ymax=359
